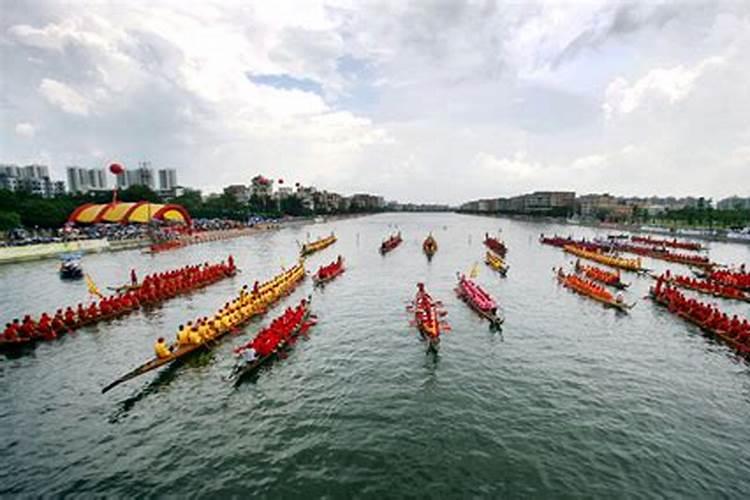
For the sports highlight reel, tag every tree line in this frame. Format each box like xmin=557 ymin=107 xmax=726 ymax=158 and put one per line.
xmin=0 ymin=185 xmax=382 ymax=230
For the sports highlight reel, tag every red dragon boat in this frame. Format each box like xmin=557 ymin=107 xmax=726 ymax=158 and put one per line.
xmin=455 ymin=274 xmax=503 ymax=330
xmin=380 ymin=232 xmax=403 ymax=254
xmin=409 ymin=283 xmax=447 ymax=353
xmin=312 ymin=256 xmax=345 ymax=287
xmin=483 ymin=234 xmax=507 ymax=257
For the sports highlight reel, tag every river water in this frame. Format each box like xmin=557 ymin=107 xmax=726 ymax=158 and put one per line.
xmin=1 ymin=213 xmax=749 ymax=498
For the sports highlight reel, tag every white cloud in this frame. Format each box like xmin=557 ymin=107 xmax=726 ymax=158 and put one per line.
xmin=2 ymin=1 xmax=749 ymax=202
xmin=603 ymin=56 xmax=726 ymax=118
xmin=14 ymin=122 xmax=36 ymax=137
xmin=38 ymin=79 xmax=92 ymax=116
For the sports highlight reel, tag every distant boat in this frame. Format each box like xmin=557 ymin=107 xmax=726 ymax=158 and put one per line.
xmin=423 ymin=234 xmax=438 ymax=260
xmin=59 ymin=253 xmax=83 ymax=280
xmin=727 ymin=228 xmax=750 ymax=242
xmin=313 ymin=216 xmax=325 ymax=224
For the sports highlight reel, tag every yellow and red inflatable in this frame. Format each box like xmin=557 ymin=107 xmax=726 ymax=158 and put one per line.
xmin=67 ymin=202 xmax=191 ymax=225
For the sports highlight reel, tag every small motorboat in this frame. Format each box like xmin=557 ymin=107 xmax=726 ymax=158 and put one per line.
xmin=59 ymin=255 xmax=83 ymax=280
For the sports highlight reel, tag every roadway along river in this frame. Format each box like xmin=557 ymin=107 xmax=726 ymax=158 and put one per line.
xmin=1 ymin=213 xmax=749 ymax=497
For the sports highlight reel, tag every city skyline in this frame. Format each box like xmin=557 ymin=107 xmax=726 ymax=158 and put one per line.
xmin=1 ymin=1 xmax=749 ymax=203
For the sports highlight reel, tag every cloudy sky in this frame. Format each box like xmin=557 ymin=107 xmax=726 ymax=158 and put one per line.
xmin=1 ymin=0 xmax=748 ymax=203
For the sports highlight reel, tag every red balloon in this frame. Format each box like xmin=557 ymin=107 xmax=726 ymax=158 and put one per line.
xmin=109 ymin=163 xmax=124 ymax=175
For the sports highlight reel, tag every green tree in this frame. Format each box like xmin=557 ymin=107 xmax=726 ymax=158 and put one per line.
xmin=118 ymin=185 xmax=161 ymax=203
xmin=280 ymin=196 xmax=306 ymax=216
xmin=171 ymin=190 xmax=203 ymax=214
xmin=18 ymin=198 xmax=72 ymax=228
xmin=0 ymin=211 xmax=21 ymax=230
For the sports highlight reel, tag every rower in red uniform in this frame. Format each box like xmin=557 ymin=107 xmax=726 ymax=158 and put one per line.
xmin=20 ymin=315 xmax=37 ymax=339
xmin=3 ymin=320 xmax=21 ymax=341
xmin=64 ymin=307 xmax=77 ymax=327
xmin=87 ymin=302 xmax=99 ymax=320
xmin=51 ymin=310 xmax=66 ymax=333
xmin=76 ymin=303 xmax=88 ymax=323
xmin=99 ymin=299 xmax=112 ymax=317
xmin=37 ymin=313 xmax=57 ymax=340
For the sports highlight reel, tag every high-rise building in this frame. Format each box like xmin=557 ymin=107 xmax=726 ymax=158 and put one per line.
xmin=158 ymin=168 xmax=178 ymax=191
xmin=21 ymin=164 xmax=50 ymax=180
xmin=117 ymin=162 xmax=156 ymax=190
xmin=67 ymin=167 xmax=108 ymax=193
xmin=251 ymin=175 xmax=273 ymax=198
xmin=0 ymin=163 xmax=64 ymax=198
xmin=0 ymin=164 xmax=22 ymax=178
xmin=717 ymin=196 xmax=750 ymax=210
xmin=225 ymin=184 xmax=250 ymax=203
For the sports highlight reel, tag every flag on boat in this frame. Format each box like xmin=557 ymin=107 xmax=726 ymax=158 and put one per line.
xmin=85 ymin=274 xmax=104 ymax=298
xmin=470 ymin=262 xmax=480 ymax=278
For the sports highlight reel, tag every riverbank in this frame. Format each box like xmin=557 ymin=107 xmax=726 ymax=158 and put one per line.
xmin=457 ymin=211 xmax=750 ymax=245
xmin=0 ymin=213 xmax=373 ymax=265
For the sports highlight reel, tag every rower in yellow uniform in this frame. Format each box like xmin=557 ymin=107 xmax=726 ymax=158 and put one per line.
xmin=154 ymin=337 xmax=171 ymax=359
xmin=198 ymin=319 xmax=212 ymax=342
xmin=188 ymin=325 xmax=203 ymax=345
xmin=177 ymin=323 xmax=191 ymax=347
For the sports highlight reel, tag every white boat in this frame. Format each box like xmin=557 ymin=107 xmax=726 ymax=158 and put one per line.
xmin=727 ymin=228 xmax=750 ymax=242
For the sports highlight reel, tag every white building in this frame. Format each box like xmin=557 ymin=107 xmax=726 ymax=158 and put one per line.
xmin=251 ymin=175 xmax=273 ymax=198
xmin=0 ymin=164 xmax=22 ymax=178
xmin=717 ymin=196 xmax=750 ymax=210
xmin=0 ymin=163 xmax=63 ymax=198
xmin=117 ymin=162 xmax=156 ymax=190
xmin=22 ymin=164 xmax=50 ymax=180
xmin=275 ymin=186 xmax=294 ymax=199
xmin=158 ymin=168 xmax=178 ymax=191
xmin=67 ymin=167 xmax=108 ymax=193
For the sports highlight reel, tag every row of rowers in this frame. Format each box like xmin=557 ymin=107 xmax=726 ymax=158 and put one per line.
xmin=153 ymin=263 xmax=304 ymax=358
xmin=2 ymin=259 xmax=236 ymax=343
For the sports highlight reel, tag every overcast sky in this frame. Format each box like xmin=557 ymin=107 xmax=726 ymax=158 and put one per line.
xmin=1 ymin=0 xmax=748 ymax=203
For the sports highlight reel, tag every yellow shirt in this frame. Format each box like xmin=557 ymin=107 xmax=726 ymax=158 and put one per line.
xmin=154 ymin=341 xmax=171 ymax=359
xmin=188 ymin=328 xmax=203 ymax=345
xmin=198 ymin=324 xmax=212 ymax=341
xmin=222 ymin=315 xmax=233 ymax=330
xmin=177 ymin=327 xmax=191 ymax=346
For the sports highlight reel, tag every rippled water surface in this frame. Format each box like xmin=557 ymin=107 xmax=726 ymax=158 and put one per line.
xmin=1 ymin=213 xmax=750 ymax=498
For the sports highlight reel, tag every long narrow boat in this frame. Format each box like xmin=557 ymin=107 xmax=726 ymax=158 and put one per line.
xmin=556 ymin=269 xmax=634 ymax=312
xmin=144 ymin=239 xmax=187 ymax=254
xmin=651 ymin=274 xmax=750 ymax=303
xmin=300 ymin=233 xmax=337 ymax=256
xmin=227 ymin=298 xmax=314 ymax=385
xmin=574 ymin=260 xmax=629 ymax=289
xmin=563 ymin=244 xmax=645 ymax=273
xmin=101 ymin=261 xmax=305 ymax=393
xmin=632 ymin=235 xmax=703 ymax=251
xmin=410 ymin=283 xmax=445 ymax=353
xmin=483 ymin=234 xmax=507 ymax=257
xmin=380 ymin=232 xmax=402 ymax=254
xmin=455 ymin=274 xmax=503 ymax=330
xmin=312 ymin=257 xmax=345 ymax=287
xmin=610 ymin=242 xmax=715 ymax=269
xmin=648 ymin=289 xmax=750 ymax=358
xmin=423 ymin=234 xmax=438 ymax=260
xmin=539 ymin=234 xmax=606 ymax=251
xmin=701 ymin=269 xmax=750 ymax=292
xmin=0 ymin=305 xmax=127 ymax=353
xmin=1 ymin=261 xmax=237 ymax=354
xmin=485 ymin=250 xmax=509 ymax=276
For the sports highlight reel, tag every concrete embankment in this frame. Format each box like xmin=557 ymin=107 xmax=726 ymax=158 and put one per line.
xmin=0 ymin=215 xmax=371 ymax=266
xmin=0 ymin=239 xmax=111 ymax=265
